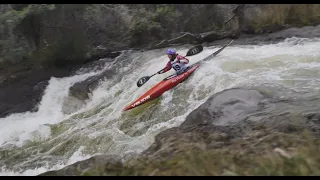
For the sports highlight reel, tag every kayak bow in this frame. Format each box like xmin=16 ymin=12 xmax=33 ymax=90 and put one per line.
xmin=123 ymin=39 xmax=234 ymax=111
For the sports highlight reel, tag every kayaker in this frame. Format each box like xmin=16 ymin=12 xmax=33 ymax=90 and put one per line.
xmin=157 ymin=48 xmax=190 ymax=76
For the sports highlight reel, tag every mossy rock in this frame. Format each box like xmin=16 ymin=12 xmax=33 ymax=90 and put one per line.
xmin=28 ymin=31 xmax=90 ymax=68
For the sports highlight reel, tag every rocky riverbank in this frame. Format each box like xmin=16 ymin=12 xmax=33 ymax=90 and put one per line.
xmin=39 ymin=87 xmax=320 ymax=176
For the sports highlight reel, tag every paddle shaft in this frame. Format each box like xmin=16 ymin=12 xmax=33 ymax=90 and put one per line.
xmin=145 ymin=54 xmax=190 ymax=81
xmin=149 ymin=72 xmax=158 ymax=78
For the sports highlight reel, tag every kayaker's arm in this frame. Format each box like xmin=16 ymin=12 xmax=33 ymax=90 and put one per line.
xmin=177 ymin=55 xmax=189 ymax=64
xmin=158 ymin=61 xmax=172 ymax=74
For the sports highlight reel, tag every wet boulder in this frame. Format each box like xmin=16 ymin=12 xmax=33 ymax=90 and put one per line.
xmin=69 ymin=68 xmax=116 ymax=101
xmin=181 ymin=88 xmax=265 ymax=127
xmin=39 ymin=155 xmax=123 ymax=176
xmin=257 ymin=24 xmax=288 ymax=34
xmin=0 ymin=68 xmax=70 ymax=118
xmin=268 ymin=24 xmax=320 ymax=39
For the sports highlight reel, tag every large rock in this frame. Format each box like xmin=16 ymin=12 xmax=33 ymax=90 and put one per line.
xmin=39 ymin=155 xmax=123 ymax=176
xmin=206 ymin=24 xmax=320 ymax=47
xmin=0 ymin=68 xmax=71 ymax=118
xmin=181 ymin=88 xmax=265 ymax=127
xmin=68 ymin=69 xmax=116 ymax=101
xmin=142 ymin=88 xmax=267 ymax=158
xmin=269 ymin=24 xmax=320 ymax=39
xmin=257 ymin=24 xmax=288 ymax=34
xmin=88 ymin=50 xmax=121 ymax=63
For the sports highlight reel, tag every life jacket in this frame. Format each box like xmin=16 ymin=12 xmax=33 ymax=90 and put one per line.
xmin=170 ymin=55 xmax=189 ymax=74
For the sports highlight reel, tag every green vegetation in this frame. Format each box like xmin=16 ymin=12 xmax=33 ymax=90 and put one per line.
xmin=253 ymin=4 xmax=320 ymax=32
xmin=0 ymin=4 xmax=90 ymax=69
xmin=0 ymin=5 xmax=56 ymax=65
xmin=128 ymin=4 xmax=181 ymax=46
xmin=152 ymin=4 xmax=182 ymax=33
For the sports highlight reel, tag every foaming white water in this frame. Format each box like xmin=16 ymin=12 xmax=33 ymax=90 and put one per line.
xmin=1 ymin=37 xmax=320 ymax=176
xmin=0 ymin=164 xmax=66 ymax=176
xmin=0 ymin=72 xmax=101 ymax=147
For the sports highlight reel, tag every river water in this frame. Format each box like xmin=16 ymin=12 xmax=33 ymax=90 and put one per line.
xmin=0 ymin=37 xmax=319 ymax=175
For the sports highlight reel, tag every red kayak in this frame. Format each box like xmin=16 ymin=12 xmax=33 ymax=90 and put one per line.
xmin=122 ymin=39 xmax=234 ymax=111
xmin=123 ymin=64 xmax=200 ymax=111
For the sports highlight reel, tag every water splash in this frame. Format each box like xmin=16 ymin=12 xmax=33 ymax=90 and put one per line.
xmin=0 ymin=37 xmax=320 ymax=175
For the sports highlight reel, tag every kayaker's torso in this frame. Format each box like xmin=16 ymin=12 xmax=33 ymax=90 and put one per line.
xmin=160 ymin=55 xmax=190 ymax=75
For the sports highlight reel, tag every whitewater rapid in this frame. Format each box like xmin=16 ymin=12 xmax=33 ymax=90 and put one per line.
xmin=0 ymin=37 xmax=320 ymax=175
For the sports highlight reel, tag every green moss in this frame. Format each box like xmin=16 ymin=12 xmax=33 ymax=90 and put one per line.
xmin=253 ymin=4 xmax=320 ymax=32
xmin=28 ymin=30 xmax=90 ymax=68
xmin=50 ymin=139 xmax=77 ymax=156
xmin=128 ymin=4 xmax=182 ymax=46
xmin=0 ymin=4 xmax=91 ymax=67
xmin=49 ymin=123 xmax=69 ymax=137
xmin=152 ymin=4 xmax=181 ymax=32
xmin=0 ymin=5 xmax=56 ymax=64
xmin=152 ymin=4 xmax=179 ymax=23
xmin=0 ymin=5 xmax=55 ymax=26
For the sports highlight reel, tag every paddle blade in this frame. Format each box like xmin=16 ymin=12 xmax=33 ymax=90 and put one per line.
xmin=186 ymin=44 xmax=203 ymax=56
xmin=137 ymin=76 xmax=151 ymax=87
